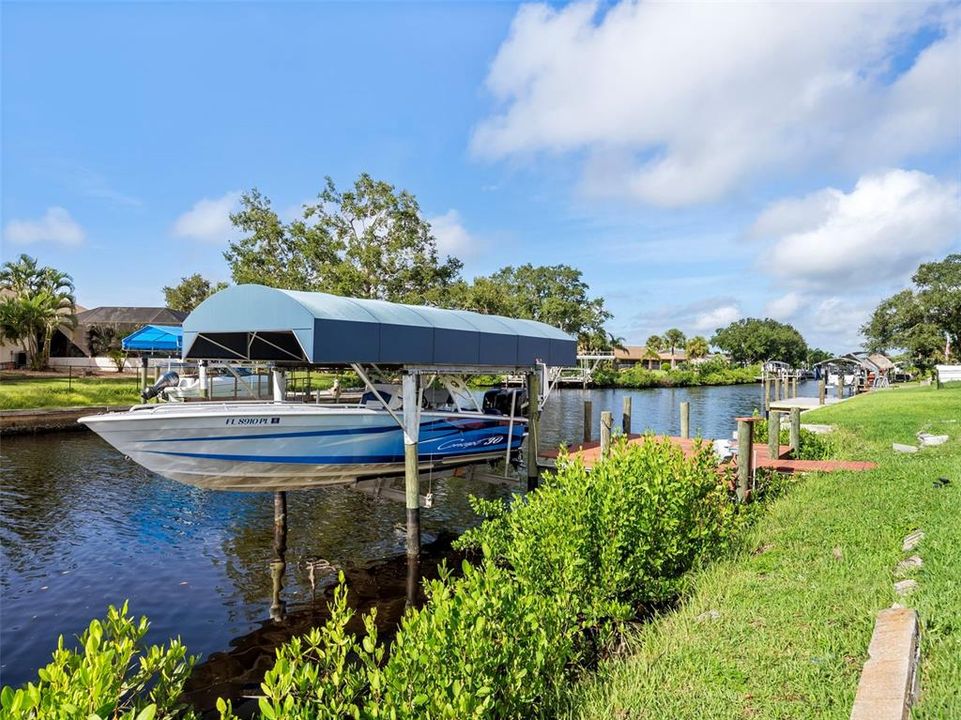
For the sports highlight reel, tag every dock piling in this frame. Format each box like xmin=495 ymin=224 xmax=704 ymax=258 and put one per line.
xmin=818 ymin=378 xmax=826 ymax=405
xmin=583 ymin=399 xmax=592 ymax=443
xmin=622 ymin=396 xmax=632 ymax=436
xmin=270 ymin=490 xmax=287 ymax=621
xmin=600 ymin=410 xmax=613 ymax=458
xmin=789 ymin=407 xmax=801 ymax=456
xmin=527 ymin=371 xmax=540 ymax=492
xmin=836 ymin=374 xmax=843 ymax=400
xmin=763 ymin=373 xmax=770 ymax=413
xmin=406 ymin=554 xmax=419 ymax=609
xmin=774 ymin=375 xmax=781 ymax=402
xmin=139 ymin=357 xmax=148 ymax=403
xmin=401 ymin=372 xmax=421 ymax=597
xmin=736 ymin=418 xmax=754 ymax=502
xmin=680 ymin=401 xmax=690 ymax=439
xmin=768 ymin=410 xmax=781 ymax=460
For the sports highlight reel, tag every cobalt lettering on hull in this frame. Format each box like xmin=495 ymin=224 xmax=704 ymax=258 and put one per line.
xmin=225 ymin=417 xmax=282 ymax=426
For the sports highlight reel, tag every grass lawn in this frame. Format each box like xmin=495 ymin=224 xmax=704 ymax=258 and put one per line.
xmin=0 ymin=372 xmax=141 ymax=410
xmin=565 ymin=384 xmax=961 ymax=719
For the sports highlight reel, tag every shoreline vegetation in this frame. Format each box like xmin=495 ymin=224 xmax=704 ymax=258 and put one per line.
xmin=567 ymin=384 xmax=960 ymax=719
xmin=11 ymin=387 xmax=955 ymax=718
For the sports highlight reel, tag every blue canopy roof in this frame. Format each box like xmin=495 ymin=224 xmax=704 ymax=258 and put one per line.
xmin=122 ymin=324 xmax=183 ymax=353
xmin=183 ymin=285 xmax=577 ymax=368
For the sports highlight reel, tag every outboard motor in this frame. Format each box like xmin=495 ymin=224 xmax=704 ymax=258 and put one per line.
xmin=141 ymin=371 xmax=180 ymax=401
xmin=482 ymin=388 xmax=528 ymax=417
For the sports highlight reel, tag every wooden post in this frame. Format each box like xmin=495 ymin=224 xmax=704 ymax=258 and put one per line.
xmin=680 ymin=401 xmax=690 ymax=439
xmin=836 ymin=373 xmax=843 ymax=399
xmin=139 ymin=357 xmax=148 ymax=403
xmin=763 ymin=373 xmax=771 ymax=413
xmin=774 ymin=375 xmax=781 ymax=403
xmin=622 ymin=396 xmax=632 ymax=436
xmin=600 ymin=410 xmax=613 ymax=459
xmin=406 ymin=553 xmax=419 ymax=609
xmin=736 ymin=418 xmax=754 ymax=502
xmin=818 ymin=377 xmax=826 ymax=405
xmin=583 ymin=399 xmax=592 ymax=443
xmin=526 ymin=371 xmax=540 ymax=491
xmin=768 ymin=410 xmax=781 ymax=460
xmin=401 ymin=373 xmax=421 ymax=579
xmin=270 ymin=490 xmax=287 ymax=621
xmin=789 ymin=407 xmax=801 ymax=457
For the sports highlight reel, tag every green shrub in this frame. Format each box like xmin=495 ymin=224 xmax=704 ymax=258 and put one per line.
xmin=217 ymin=578 xmax=380 ymax=720
xmin=456 ymin=437 xmax=738 ymax=625
xmin=614 ymin=365 xmax=657 ymax=388
xmin=375 ymin=560 xmax=576 ymax=719
xmin=752 ymin=417 xmax=838 ymax=460
xmin=224 ymin=563 xmax=577 ymax=720
xmin=0 ymin=603 xmax=196 ymax=720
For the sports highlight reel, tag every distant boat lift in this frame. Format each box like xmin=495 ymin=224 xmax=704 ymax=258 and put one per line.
xmin=83 ymin=284 xmax=577 ymax=585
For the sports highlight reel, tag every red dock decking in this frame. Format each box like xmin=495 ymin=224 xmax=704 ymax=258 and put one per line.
xmin=540 ymin=434 xmax=876 ymax=474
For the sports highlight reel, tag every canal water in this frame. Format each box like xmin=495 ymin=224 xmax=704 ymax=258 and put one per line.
xmin=0 ymin=381 xmax=811 ymax=700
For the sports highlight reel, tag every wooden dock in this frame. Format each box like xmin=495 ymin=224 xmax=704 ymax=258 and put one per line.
xmin=540 ymin=434 xmax=876 ymax=474
xmin=769 ymin=396 xmax=844 ymax=412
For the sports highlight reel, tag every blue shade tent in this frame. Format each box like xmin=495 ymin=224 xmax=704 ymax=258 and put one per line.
xmin=122 ymin=324 xmax=183 ymax=353
xmin=182 ymin=285 xmax=577 ymax=368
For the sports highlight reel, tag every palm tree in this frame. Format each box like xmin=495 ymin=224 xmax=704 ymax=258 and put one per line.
xmin=0 ymin=255 xmax=77 ymax=369
xmin=686 ymin=335 xmax=710 ymax=361
xmin=644 ymin=334 xmax=663 ymax=369
xmin=663 ymin=328 xmax=686 ymax=368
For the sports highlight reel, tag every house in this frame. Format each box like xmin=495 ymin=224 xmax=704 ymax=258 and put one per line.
xmin=49 ymin=306 xmax=188 ymax=370
xmin=613 ymin=345 xmax=688 ymax=370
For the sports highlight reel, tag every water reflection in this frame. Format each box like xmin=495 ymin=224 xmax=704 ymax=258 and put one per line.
xmin=183 ymin=535 xmax=460 ymax=715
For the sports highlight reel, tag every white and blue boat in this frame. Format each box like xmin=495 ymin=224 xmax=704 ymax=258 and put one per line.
xmin=80 ymin=387 xmax=527 ymax=491
xmin=79 ymin=284 xmax=577 ymax=492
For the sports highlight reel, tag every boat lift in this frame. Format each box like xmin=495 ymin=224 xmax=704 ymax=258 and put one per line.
xmin=178 ymin=284 xmax=577 ymax=605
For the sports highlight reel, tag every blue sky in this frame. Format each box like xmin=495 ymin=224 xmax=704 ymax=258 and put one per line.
xmin=3 ymin=1 xmax=960 ymax=352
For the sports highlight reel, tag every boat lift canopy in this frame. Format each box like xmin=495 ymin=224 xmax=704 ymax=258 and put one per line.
xmin=182 ymin=284 xmax=577 ymax=370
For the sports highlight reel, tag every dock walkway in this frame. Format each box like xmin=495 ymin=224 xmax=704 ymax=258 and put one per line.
xmin=540 ymin=434 xmax=876 ymax=474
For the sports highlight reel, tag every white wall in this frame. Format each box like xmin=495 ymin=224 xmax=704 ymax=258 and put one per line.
xmin=48 ymin=356 xmax=180 ymax=372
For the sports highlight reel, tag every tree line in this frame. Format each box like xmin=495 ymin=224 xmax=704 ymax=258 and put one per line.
xmin=3 ymin=173 xmax=957 ymax=372
xmin=167 ymin=173 xmax=613 ymax=348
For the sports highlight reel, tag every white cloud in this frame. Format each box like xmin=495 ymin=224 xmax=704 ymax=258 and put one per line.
xmin=693 ymin=305 xmax=741 ymax=333
xmin=473 ymin=2 xmax=960 ymax=207
xmin=749 ymin=191 xmax=839 ymax=242
xmin=4 ymin=207 xmax=85 ymax=246
xmin=428 ymin=209 xmax=476 ymax=258
xmin=764 ymin=292 xmax=804 ymax=321
xmin=172 ymin=191 xmax=241 ymax=242
xmin=758 ymin=169 xmax=961 ymax=288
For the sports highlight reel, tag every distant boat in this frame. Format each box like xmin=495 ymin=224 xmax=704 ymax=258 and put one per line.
xmin=79 ymin=385 xmax=527 ymax=492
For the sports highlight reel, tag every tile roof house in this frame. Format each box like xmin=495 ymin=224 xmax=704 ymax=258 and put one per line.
xmin=613 ymin=345 xmax=688 ymax=369
xmin=51 ymin=306 xmax=188 ymax=358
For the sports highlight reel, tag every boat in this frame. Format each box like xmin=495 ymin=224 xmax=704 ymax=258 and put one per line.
xmin=79 ymin=384 xmax=528 ymax=492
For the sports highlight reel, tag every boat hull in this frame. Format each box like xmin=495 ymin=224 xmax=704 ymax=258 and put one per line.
xmin=79 ymin=403 xmax=527 ymax=491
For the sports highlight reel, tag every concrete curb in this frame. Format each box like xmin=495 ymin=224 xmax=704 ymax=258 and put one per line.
xmin=850 ymin=607 xmax=920 ymax=720
xmin=0 ymin=405 xmax=131 ymax=435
